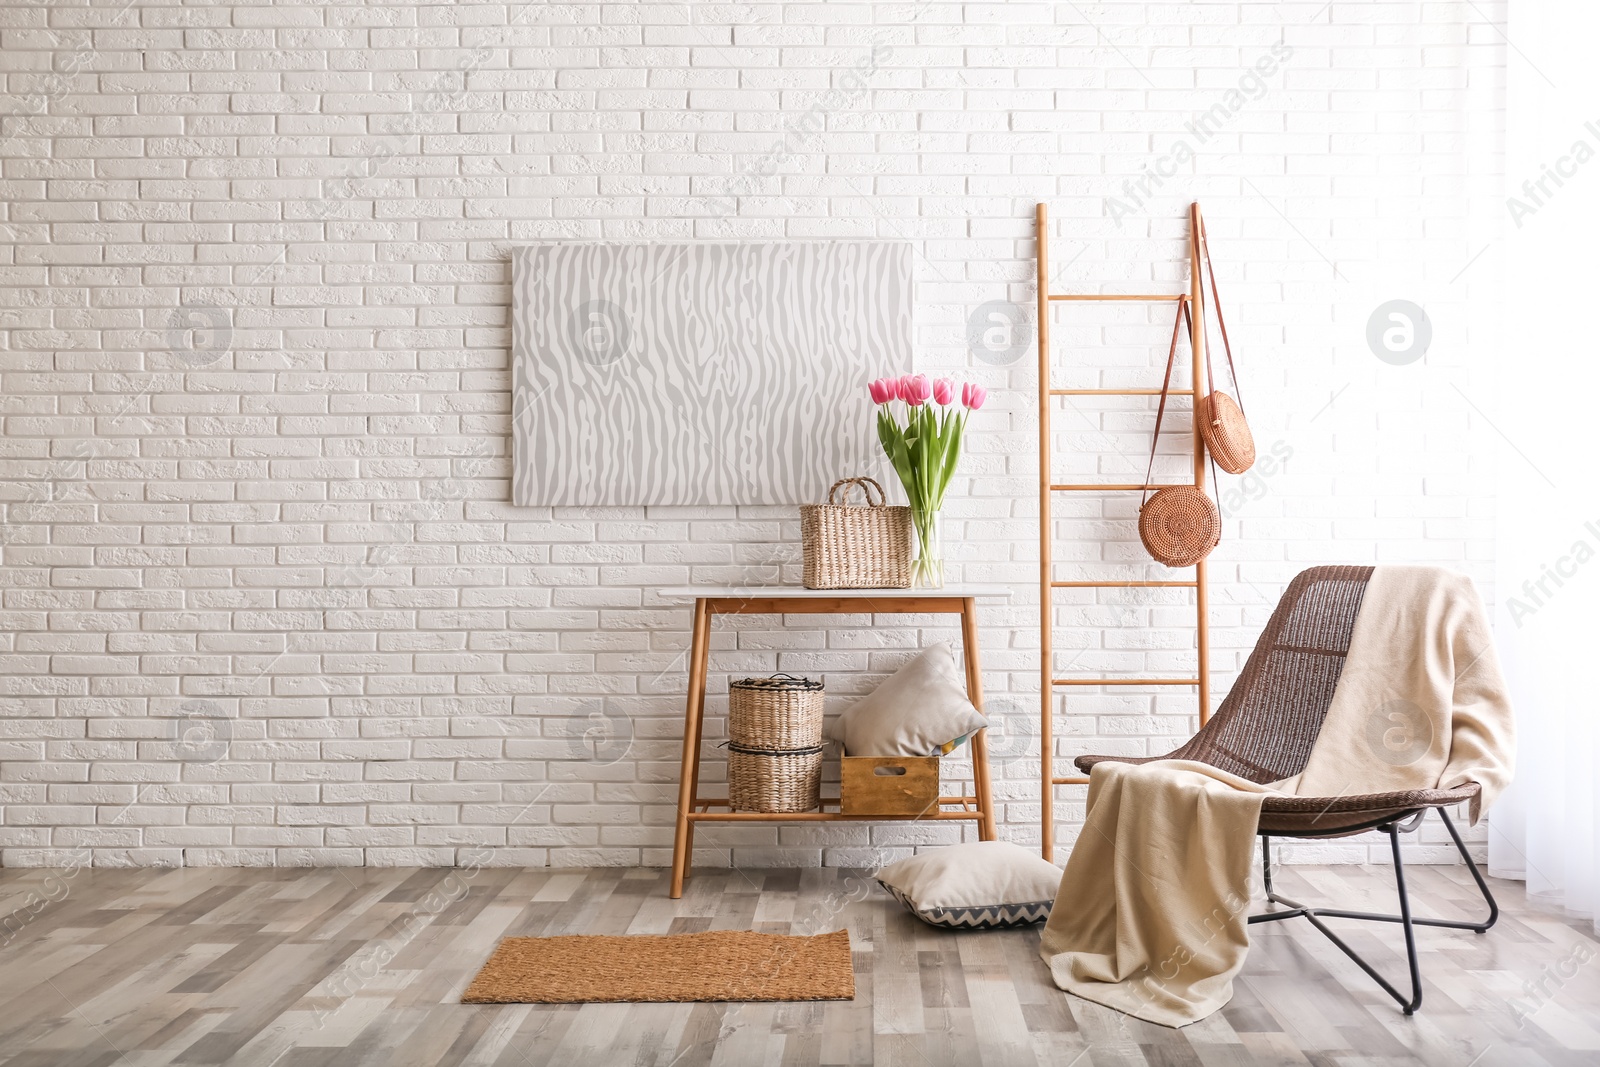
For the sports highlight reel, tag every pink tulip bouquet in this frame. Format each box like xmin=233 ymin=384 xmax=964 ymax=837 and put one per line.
xmin=867 ymin=373 xmax=987 ymax=587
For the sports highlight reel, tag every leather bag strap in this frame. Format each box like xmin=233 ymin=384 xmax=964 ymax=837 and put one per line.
xmin=1144 ymin=297 xmax=1191 ymax=507
xmin=1197 ymin=212 xmax=1245 ymax=412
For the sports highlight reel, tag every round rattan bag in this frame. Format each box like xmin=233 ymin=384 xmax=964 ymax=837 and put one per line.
xmin=1138 ymin=298 xmax=1223 ymax=569
xmin=1138 ymin=485 xmax=1220 ymax=568
xmin=1198 ymin=391 xmax=1255 ymax=475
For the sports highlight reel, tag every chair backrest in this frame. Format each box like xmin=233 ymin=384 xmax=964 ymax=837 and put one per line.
xmin=1164 ymin=565 xmax=1375 ymax=783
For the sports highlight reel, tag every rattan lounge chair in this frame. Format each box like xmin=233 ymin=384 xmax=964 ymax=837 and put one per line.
xmin=1074 ymin=565 xmax=1498 ymax=1015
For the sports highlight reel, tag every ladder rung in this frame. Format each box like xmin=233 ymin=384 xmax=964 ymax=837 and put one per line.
xmin=1049 ymin=388 xmax=1172 ymax=396
xmin=1049 ymin=483 xmax=1190 ymax=492
xmin=1050 ymin=775 xmax=1091 ymax=785
xmin=1047 ymin=294 xmax=1186 ymax=302
xmin=1052 ymin=678 xmax=1201 ymax=686
xmin=1050 ymin=580 xmax=1198 ymax=588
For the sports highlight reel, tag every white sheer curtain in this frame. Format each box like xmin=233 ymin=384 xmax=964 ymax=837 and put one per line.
xmin=1486 ymin=0 xmax=1600 ymax=931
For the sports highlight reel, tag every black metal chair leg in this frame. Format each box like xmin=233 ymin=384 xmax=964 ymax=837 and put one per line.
xmin=1248 ymin=807 xmax=1499 ymax=1016
xmin=1389 ymin=823 xmax=1423 ymax=1013
xmin=1306 ymin=812 xmax=1497 ymax=933
xmin=1437 ymin=807 xmax=1498 ymax=932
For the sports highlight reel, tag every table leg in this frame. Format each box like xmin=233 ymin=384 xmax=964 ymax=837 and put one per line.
xmin=670 ymin=598 xmax=712 ymax=898
xmin=960 ymin=597 xmax=998 ymax=841
xmin=683 ymin=602 xmax=712 ymax=871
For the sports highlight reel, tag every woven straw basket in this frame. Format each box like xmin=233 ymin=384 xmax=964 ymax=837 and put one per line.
xmin=728 ymin=744 xmax=825 ymax=814
xmin=800 ymin=477 xmax=912 ymax=590
xmin=727 ymin=675 xmax=825 ymax=813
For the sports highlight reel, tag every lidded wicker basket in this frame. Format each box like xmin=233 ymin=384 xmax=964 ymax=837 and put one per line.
xmin=728 ymin=674 xmax=825 ymax=749
xmin=800 ymin=477 xmax=912 ymax=590
xmin=727 ymin=674 xmax=825 ymax=813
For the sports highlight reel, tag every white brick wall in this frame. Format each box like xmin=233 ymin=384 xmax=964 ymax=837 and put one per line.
xmin=0 ymin=1 xmax=1505 ymax=868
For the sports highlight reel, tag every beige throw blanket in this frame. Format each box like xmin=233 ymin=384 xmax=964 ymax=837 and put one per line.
xmin=1039 ymin=760 xmax=1272 ymax=1026
xmin=1040 ymin=566 xmax=1515 ymax=1028
xmin=1271 ymin=567 xmax=1514 ymax=824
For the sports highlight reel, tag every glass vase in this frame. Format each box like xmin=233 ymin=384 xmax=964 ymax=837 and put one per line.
xmin=911 ymin=508 xmax=944 ymax=589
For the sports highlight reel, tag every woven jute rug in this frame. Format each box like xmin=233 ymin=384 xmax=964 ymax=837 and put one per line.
xmin=461 ymin=929 xmax=855 ymax=1004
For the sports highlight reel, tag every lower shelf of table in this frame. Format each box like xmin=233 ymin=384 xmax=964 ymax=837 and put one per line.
xmin=687 ymin=796 xmax=983 ymax=822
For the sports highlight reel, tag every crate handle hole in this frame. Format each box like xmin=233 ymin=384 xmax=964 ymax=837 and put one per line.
xmin=873 ymin=766 xmax=908 ymax=777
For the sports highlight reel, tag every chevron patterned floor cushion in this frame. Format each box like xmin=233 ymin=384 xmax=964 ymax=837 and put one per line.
xmin=875 ymin=841 xmax=1064 ymax=930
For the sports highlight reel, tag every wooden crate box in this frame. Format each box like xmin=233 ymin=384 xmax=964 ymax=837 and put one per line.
xmin=840 ymin=756 xmax=940 ymax=816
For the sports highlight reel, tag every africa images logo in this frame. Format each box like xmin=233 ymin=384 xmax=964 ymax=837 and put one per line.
xmin=1502 ymin=519 xmax=1600 ymax=628
xmin=1105 ymin=42 xmax=1293 ymax=222
xmin=1505 ymin=119 xmax=1600 ymax=229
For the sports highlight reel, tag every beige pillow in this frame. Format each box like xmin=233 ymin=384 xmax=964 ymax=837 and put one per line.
xmin=877 ymin=841 xmax=1064 ymax=929
xmin=826 ymin=643 xmax=989 ymax=757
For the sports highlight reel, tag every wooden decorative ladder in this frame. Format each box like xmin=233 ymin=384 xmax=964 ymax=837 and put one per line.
xmin=1036 ymin=201 xmax=1214 ymax=862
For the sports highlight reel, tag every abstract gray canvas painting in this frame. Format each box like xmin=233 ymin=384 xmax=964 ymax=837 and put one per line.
xmin=510 ymin=242 xmax=912 ymax=507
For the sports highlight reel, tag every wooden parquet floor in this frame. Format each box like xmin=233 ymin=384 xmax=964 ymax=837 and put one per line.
xmin=0 ymin=862 xmax=1595 ymax=1066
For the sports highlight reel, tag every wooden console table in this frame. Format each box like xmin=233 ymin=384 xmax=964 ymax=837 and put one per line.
xmin=660 ymin=585 xmax=1013 ymax=898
